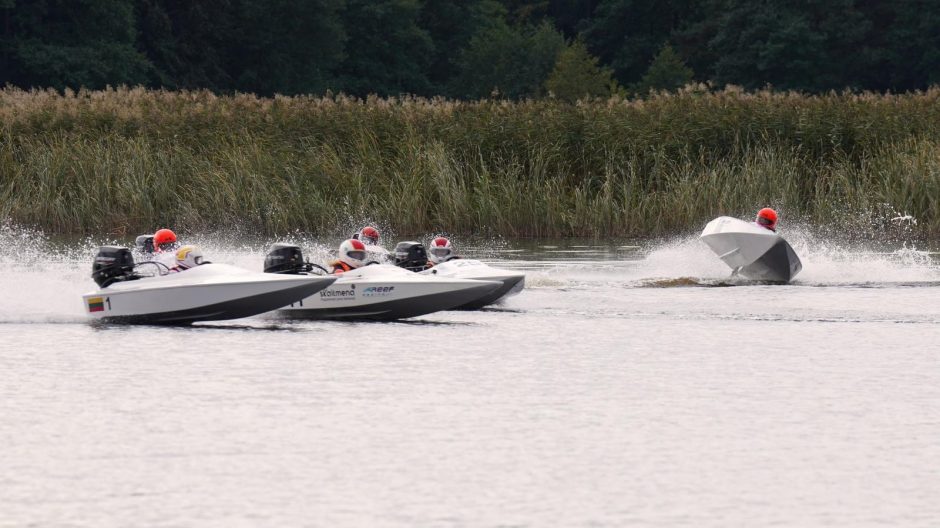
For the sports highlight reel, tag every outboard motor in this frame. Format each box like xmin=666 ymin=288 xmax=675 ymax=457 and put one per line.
xmin=264 ymin=243 xmax=311 ymax=274
xmin=135 ymin=234 xmax=155 ymax=254
xmin=92 ymin=246 xmax=139 ymax=288
xmin=394 ymin=241 xmax=429 ymax=271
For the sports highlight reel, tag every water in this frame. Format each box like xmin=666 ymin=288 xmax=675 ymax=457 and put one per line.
xmin=1 ymin=227 xmax=938 ymax=527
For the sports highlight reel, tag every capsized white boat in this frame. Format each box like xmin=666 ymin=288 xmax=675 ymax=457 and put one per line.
xmin=700 ymin=216 xmax=802 ymax=282
xmin=82 ymin=246 xmax=336 ymax=324
xmin=419 ymin=259 xmax=525 ymax=309
xmin=263 ymin=243 xmax=501 ymax=320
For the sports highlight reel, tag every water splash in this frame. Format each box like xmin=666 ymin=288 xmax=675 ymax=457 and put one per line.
xmin=0 ymin=222 xmax=936 ymax=324
xmin=634 ymin=224 xmax=939 ymax=287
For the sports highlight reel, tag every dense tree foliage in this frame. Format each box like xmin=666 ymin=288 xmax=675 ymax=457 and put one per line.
xmin=449 ymin=20 xmax=564 ymax=99
xmin=545 ymin=39 xmax=617 ymax=101
xmin=630 ymin=45 xmax=693 ymax=96
xmin=1 ymin=0 xmax=939 ymax=98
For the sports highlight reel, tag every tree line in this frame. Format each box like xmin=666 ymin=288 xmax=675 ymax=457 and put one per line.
xmin=1 ymin=0 xmax=938 ymax=100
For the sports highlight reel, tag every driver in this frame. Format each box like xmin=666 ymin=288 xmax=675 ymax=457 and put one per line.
xmin=145 ymin=228 xmax=181 ymax=269
xmin=330 ymin=239 xmax=367 ymax=274
xmin=153 ymin=228 xmax=180 ymax=252
xmin=755 ymin=208 xmax=778 ymax=232
xmin=357 ymin=226 xmax=381 ymax=246
xmin=427 ymin=236 xmax=459 ymax=266
xmin=173 ymin=245 xmax=205 ymax=271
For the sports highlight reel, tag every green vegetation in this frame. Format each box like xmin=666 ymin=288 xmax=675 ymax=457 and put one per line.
xmin=5 ymin=1 xmax=940 ymax=98
xmin=0 ymin=87 xmax=937 ymax=238
xmin=545 ymin=40 xmax=619 ymax=102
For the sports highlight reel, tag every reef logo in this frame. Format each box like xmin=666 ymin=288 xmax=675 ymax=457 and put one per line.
xmin=362 ymin=286 xmax=395 ymax=297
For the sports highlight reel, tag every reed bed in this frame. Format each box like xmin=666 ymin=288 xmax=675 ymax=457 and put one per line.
xmin=0 ymin=85 xmax=937 ymax=238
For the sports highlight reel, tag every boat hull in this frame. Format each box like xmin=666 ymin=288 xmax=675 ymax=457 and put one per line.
xmin=82 ymin=264 xmax=336 ymax=325
xmin=277 ymin=265 xmax=502 ymax=320
xmin=420 ymin=260 xmax=525 ymax=309
xmin=739 ymin=238 xmax=802 ymax=282
xmin=700 ymin=216 xmax=802 ymax=282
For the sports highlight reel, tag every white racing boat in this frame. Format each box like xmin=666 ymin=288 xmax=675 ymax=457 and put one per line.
xmin=700 ymin=216 xmax=802 ymax=282
xmin=419 ymin=259 xmax=525 ymax=309
xmin=83 ymin=246 xmax=336 ymax=324
xmin=263 ymin=244 xmax=501 ymax=320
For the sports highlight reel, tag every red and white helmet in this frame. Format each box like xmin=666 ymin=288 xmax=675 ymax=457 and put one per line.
xmin=428 ymin=236 xmax=454 ymax=264
xmin=359 ymin=226 xmax=380 ymax=246
xmin=339 ymin=239 xmax=367 ymax=268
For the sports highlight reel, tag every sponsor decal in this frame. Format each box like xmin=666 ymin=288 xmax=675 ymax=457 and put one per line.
xmin=320 ymin=284 xmax=356 ymax=301
xmin=87 ymin=297 xmax=105 ymax=312
xmin=362 ymin=286 xmax=395 ymax=297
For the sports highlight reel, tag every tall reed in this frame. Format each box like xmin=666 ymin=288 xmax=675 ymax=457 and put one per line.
xmin=0 ymin=85 xmax=937 ymax=238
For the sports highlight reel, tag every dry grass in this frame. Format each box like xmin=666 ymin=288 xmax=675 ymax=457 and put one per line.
xmin=0 ymin=85 xmax=937 ymax=238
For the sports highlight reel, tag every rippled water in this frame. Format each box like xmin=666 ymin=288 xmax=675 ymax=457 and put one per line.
xmin=1 ymin=227 xmax=938 ymax=527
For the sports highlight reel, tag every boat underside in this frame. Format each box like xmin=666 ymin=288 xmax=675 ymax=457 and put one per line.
xmin=739 ymin=239 xmax=803 ymax=283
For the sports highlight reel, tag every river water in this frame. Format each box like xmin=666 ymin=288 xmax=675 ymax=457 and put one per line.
xmin=1 ymin=226 xmax=938 ymax=527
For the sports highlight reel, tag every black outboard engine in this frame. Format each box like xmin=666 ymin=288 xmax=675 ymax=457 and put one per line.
xmin=92 ymin=246 xmax=139 ymax=288
xmin=394 ymin=241 xmax=429 ymax=271
xmin=264 ymin=243 xmax=311 ymax=274
xmin=135 ymin=234 xmax=154 ymax=254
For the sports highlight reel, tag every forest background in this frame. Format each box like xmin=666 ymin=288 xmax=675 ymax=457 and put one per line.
xmin=0 ymin=0 xmax=937 ymax=238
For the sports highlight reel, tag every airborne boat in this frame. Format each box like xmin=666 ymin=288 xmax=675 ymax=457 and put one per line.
xmin=700 ymin=216 xmax=802 ymax=282
xmin=82 ymin=246 xmax=336 ymax=324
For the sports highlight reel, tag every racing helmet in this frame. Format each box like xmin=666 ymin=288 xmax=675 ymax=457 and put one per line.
xmin=339 ymin=239 xmax=368 ymax=268
xmin=756 ymin=208 xmax=778 ymax=231
xmin=153 ymin=228 xmax=178 ymax=252
xmin=428 ymin=236 xmax=454 ymax=264
xmin=175 ymin=245 xmax=204 ymax=269
xmin=359 ymin=226 xmax=380 ymax=246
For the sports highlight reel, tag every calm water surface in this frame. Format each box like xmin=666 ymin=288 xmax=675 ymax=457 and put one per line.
xmin=1 ymin=231 xmax=938 ymax=527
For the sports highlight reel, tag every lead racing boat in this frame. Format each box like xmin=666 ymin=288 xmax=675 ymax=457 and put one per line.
xmin=393 ymin=241 xmax=525 ymax=309
xmin=418 ymin=259 xmax=524 ymax=309
xmin=263 ymin=244 xmax=502 ymax=320
xmin=82 ymin=246 xmax=336 ymax=324
xmin=700 ymin=216 xmax=802 ymax=282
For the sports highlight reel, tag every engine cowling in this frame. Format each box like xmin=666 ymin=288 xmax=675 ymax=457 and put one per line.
xmin=264 ymin=243 xmax=307 ymax=274
xmin=134 ymin=234 xmax=154 ymax=254
xmin=393 ymin=241 xmax=429 ymax=271
xmin=92 ymin=246 xmax=138 ymax=288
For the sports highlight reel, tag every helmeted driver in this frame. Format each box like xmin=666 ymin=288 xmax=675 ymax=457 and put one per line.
xmin=331 ymin=239 xmax=367 ymax=274
xmin=755 ymin=208 xmax=778 ymax=232
xmin=153 ymin=228 xmax=179 ymax=252
xmin=427 ymin=236 xmax=458 ymax=266
xmin=358 ymin=226 xmax=380 ymax=246
xmin=174 ymin=245 xmax=205 ymax=271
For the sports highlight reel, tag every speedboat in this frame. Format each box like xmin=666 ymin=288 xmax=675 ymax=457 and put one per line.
xmin=83 ymin=246 xmax=336 ymax=324
xmin=700 ymin=216 xmax=802 ymax=282
xmin=419 ymin=259 xmax=525 ymax=309
xmin=263 ymin=244 xmax=502 ymax=320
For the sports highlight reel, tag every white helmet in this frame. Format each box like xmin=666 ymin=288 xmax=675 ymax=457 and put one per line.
xmin=175 ymin=245 xmax=204 ymax=269
xmin=339 ymin=239 xmax=367 ymax=268
xmin=428 ymin=236 xmax=454 ymax=264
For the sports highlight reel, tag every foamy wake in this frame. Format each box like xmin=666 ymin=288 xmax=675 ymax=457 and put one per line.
xmin=0 ymin=223 xmax=935 ymax=324
xmin=635 ymin=228 xmax=939 ymax=287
